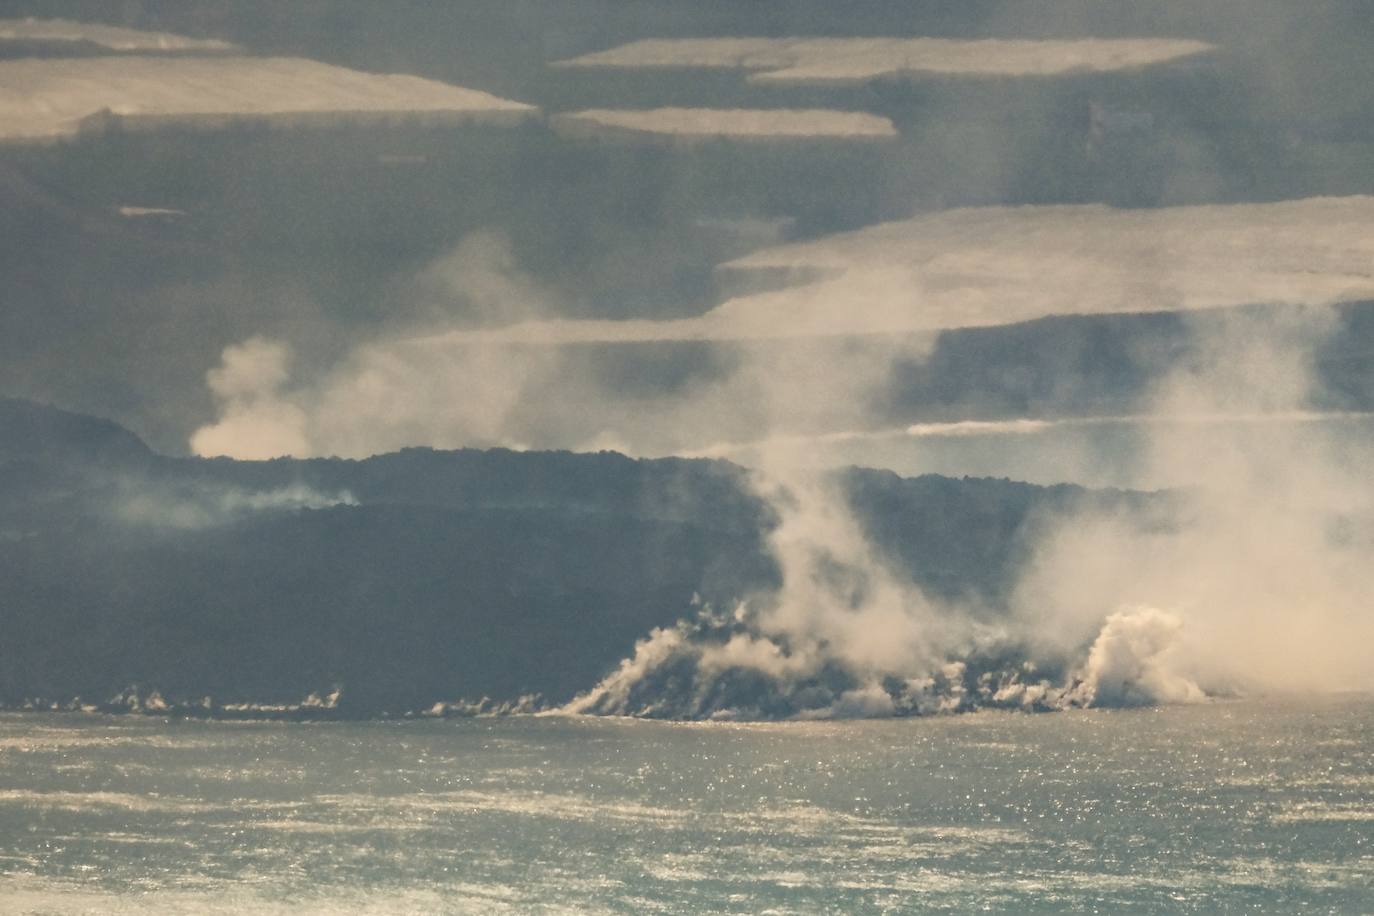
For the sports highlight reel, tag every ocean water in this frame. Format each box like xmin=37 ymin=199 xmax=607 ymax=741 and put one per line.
xmin=0 ymin=700 xmax=1370 ymax=914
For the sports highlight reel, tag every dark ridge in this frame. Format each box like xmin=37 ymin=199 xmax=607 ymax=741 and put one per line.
xmin=0 ymin=396 xmax=153 ymax=467
xmin=0 ymin=398 xmax=1163 ymax=716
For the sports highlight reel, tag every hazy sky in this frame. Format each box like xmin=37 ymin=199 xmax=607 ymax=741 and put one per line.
xmin=5 ymin=0 xmax=1374 ymax=471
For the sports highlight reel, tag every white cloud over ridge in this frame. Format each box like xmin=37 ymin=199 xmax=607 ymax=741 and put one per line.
xmin=555 ymin=36 xmax=1215 ymax=85
xmin=550 ymin=107 xmax=897 ymax=145
xmin=189 ymin=199 xmax=1374 ymax=463
xmin=0 ymin=56 xmax=536 ymax=144
xmin=0 ymin=17 xmax=238 ymax=53
xmin=670 ymin=411 xmax=1374 ymax=491
xmin=718 ymin=196 xmax=1374 ymax=332
xmin=428 ymin=197 xmax=1374 ymax=344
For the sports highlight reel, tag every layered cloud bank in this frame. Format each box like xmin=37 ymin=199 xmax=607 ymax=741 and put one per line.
xmin=550 ymin=107 xmax=897 ymax=145
xmin=411 ymin=198 xmax=1374 ymax=344
xmin=0 ymin=17 xmax=237 ymax=53
xmin=712 ymin=197 xmax=1374 ymax=337
xmin=186 ymin=198 xmax=1374 ymax=470
xmin=684 ymin=411 xmax=1374 ymax=489
xmin=188 ymin=195 xmax=1374 ymax=466
xmin=554 ymin=36 xmax=1215 ymax=85
xmin=0 ymin=56 xmax=536 ymax=144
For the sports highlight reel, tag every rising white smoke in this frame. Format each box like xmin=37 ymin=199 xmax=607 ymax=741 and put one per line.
xmin=1013 ymin=306 xmax=1374 ymax=699
xmin=189 ymin=337 xmax=309 ymax=460
xmin=562 ymin=304 xmax=1374 ymax=717
xmin=188 ymin=233 xmax=564 ymax=458
xmin=562 ymin=465 xmax=983 ymax=719
xmin=1062 ymin=607 xmax=1205 ymax=707
xmin=189 ymin=210 xmax=1374 ymax=717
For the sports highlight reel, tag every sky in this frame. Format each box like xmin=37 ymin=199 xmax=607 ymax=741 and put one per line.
xmin=4 ymin=1 xmax=1374 ymax=469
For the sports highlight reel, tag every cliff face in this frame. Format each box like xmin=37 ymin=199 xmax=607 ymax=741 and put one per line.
xmin=0 ymin=399 xmax=1145 ymax=715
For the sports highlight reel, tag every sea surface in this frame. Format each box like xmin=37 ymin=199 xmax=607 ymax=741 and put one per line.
xmin=0 ymin=699 xmax=1371 ymax=914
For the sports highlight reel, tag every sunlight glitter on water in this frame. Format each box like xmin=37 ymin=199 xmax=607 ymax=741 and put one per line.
xmin=0 ymin=700 xmax=1370 ymax=913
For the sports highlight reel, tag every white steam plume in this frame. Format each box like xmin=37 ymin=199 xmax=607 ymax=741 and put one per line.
xmin=115 ymin=482 xmax=357 ymax=530
xmin=190 ymin=227 xmax=936 ymax=460
xmin=189 ymin=206 xmax=1374 ymax=716
xmin=1013 ymin=306 xmax=1374 ymax=698
xmin=190 ymin=337 xmax=308 ymax=460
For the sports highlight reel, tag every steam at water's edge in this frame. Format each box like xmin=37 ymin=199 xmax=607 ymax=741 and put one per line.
xmin=563 ymin=307 xmax=1374 ymax=718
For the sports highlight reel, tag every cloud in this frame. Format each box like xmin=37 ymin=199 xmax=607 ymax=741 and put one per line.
xmin=1011 ymin=306 xmax=1374 ymax=697
xmin=190 ymin=337 xmax=309 ymax=460
xmin=717 ymin=197 xmax=1374 ymax=335
xmin=549 ymin=108 xmax=897 ymax=145
xmin=0 ymin=55 xmax=535 ymax=144
xmin=185 ymin=203 xmax=1374 ymax=716
xmin=417 ymin=198 xmax=1374 ymax=345
xmin=115 ymin=481 xmax=357 ymax=529
xmin=187 ymin=199 xmax=1374 ymax=473
xmin=553 ymin=36 xmax=1215 ymax=85
xmin=0 ymin=17 xmax=238 ymax=53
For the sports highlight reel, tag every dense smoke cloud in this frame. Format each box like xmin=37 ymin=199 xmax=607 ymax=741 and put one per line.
xmin=185 ymin=209 xmax=1374 ymax=716
xmin=1013 ymin=307 xmax=1374 ymax=697
xmin=190 ymin=337 xmax=308 ymax=460
xmin=564 ymin=302 xmax=1374 ymax=717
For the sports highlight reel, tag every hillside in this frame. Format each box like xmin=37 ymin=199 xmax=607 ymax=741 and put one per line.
xmin=0 ymin=399 xmax=1149 ymax=715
